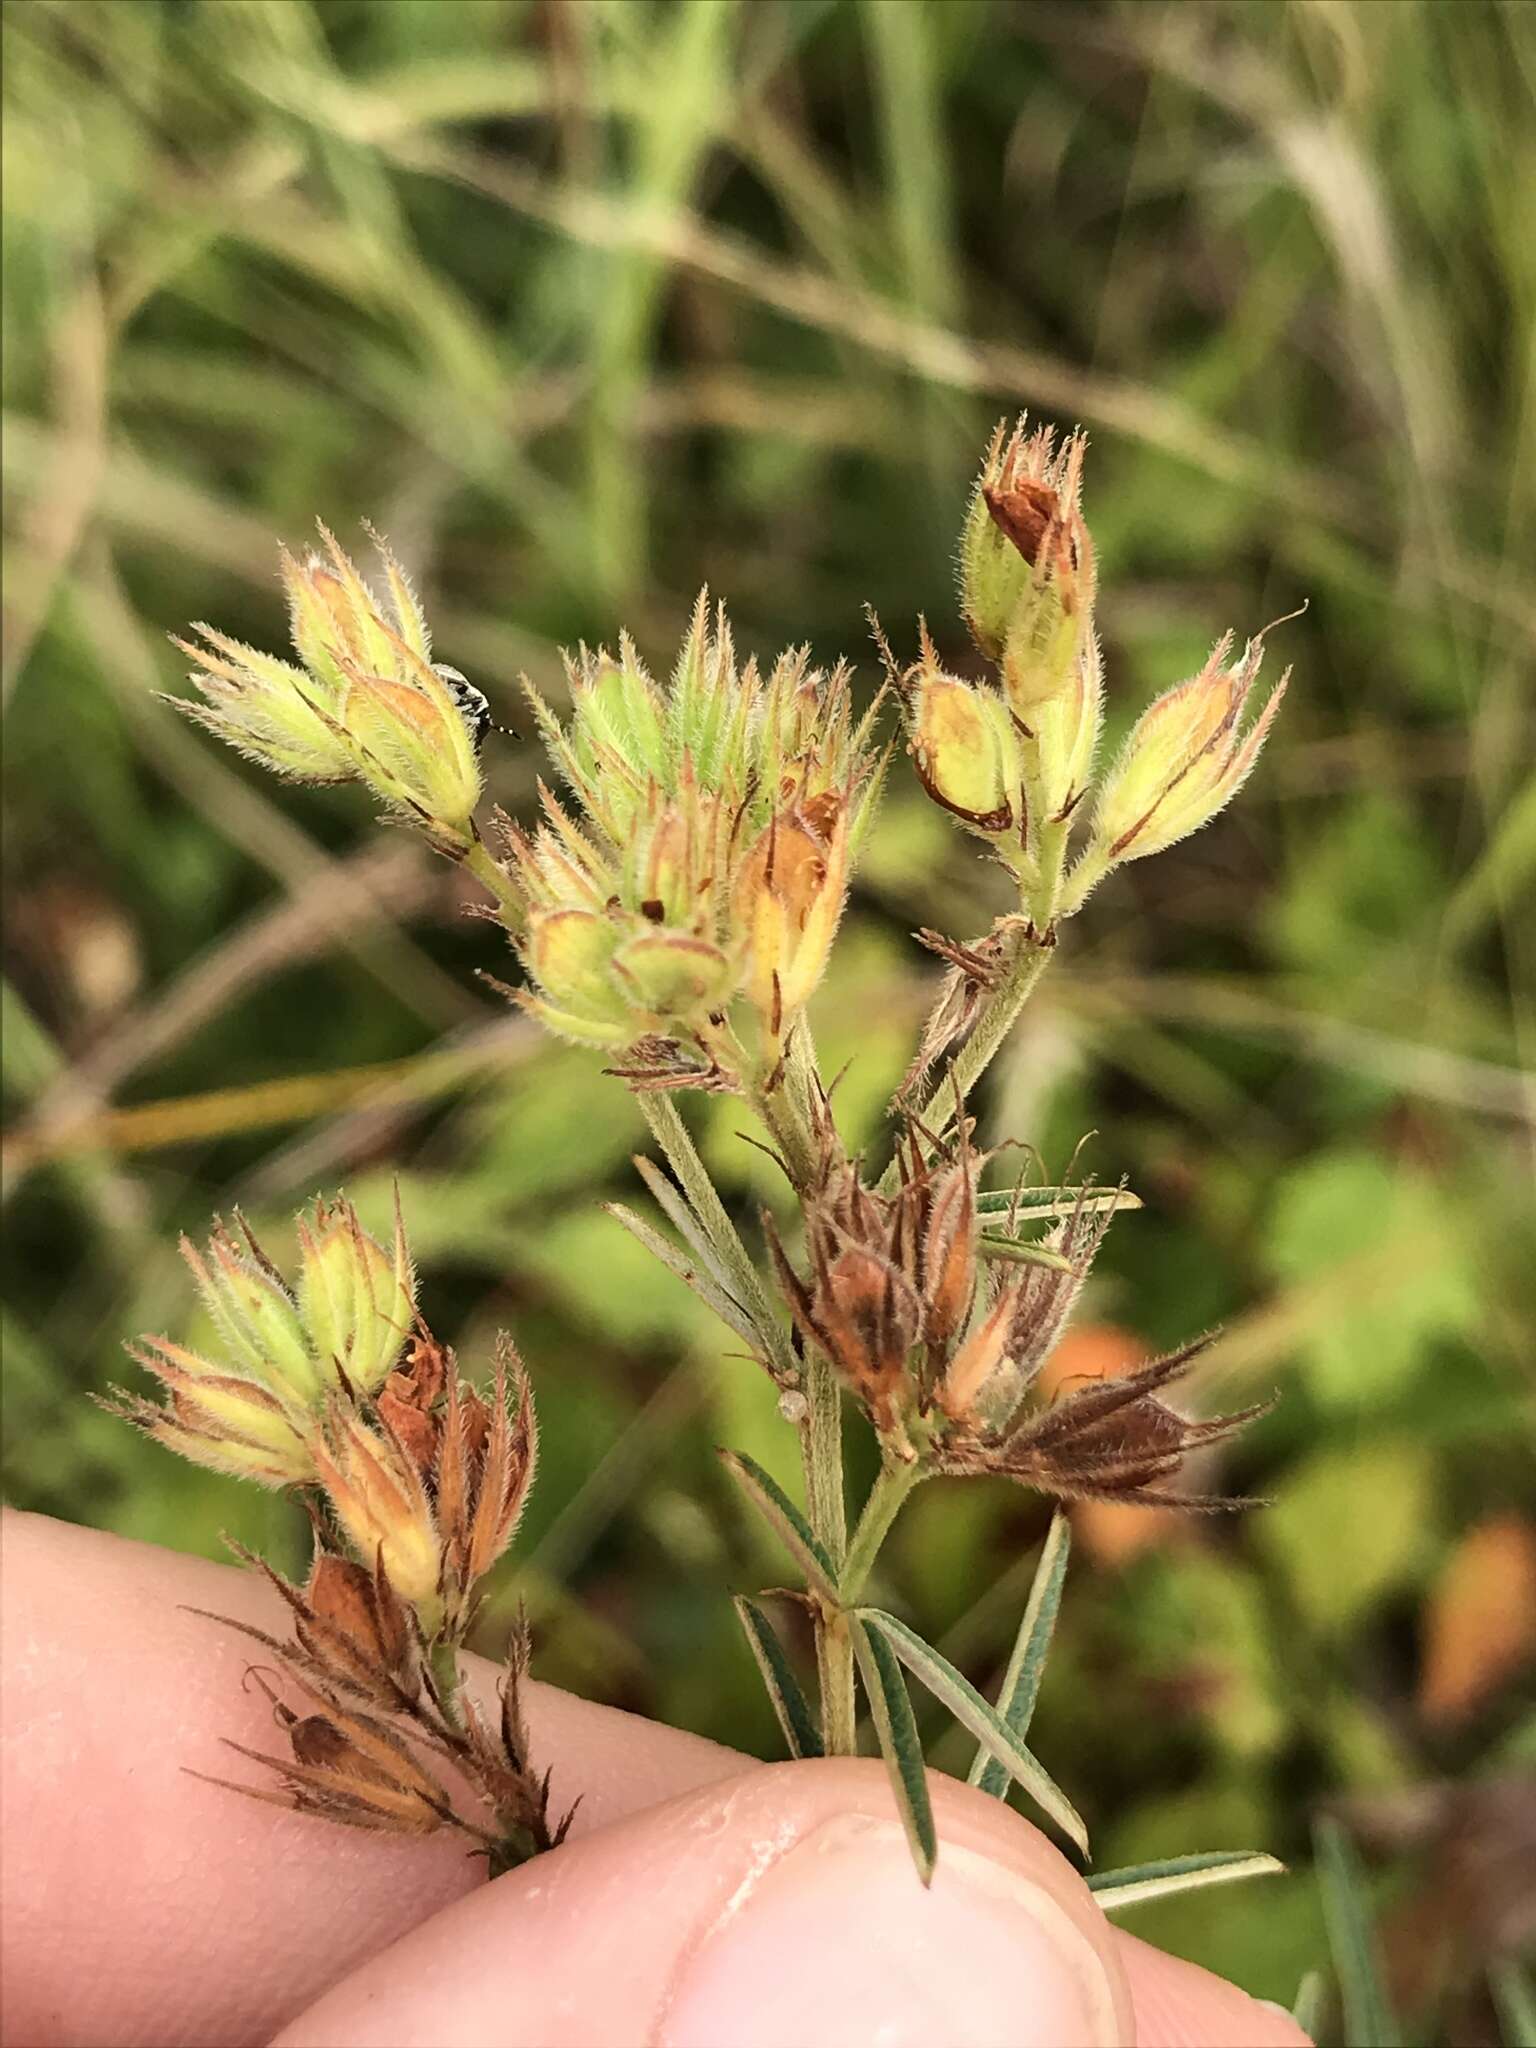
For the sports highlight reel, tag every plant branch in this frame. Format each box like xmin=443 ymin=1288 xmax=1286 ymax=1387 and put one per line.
xmin=461 ymin=832 xmax=524 ymax=928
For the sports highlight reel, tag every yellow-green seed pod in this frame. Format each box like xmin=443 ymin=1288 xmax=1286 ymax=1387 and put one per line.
xmin=313 ymin=1406 xmax=442 ymax=1620
xmin=526 ymin=908 xmax=630 ymax=1040
xmin=908 ymin=669 xmax=1019 ymax=835
xmin=1092 ymin=634 xmax=1289 ymax=866
xmin=610 ymin=930 xmax=734 ymax=1022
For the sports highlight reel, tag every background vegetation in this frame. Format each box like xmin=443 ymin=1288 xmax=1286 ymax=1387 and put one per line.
xmin=4 ymin=1 xmax=1532 ymax=2037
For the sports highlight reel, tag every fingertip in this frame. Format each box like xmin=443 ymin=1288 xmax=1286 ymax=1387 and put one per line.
xmin=1113 ymin=1929 xmax=1314 ymax=2046
xmin=0 ymin=1510 xmax=740 ymax=2047
xmin=276 ymin=1759 xmax=1135 ymax=2047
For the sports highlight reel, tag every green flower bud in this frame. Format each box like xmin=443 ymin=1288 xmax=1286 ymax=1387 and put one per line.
xmin=524 ymin=907 xmax=631 ymax=1045
xmin=610 ymin=930 xmax=734 ymax=1023
xmin=180 ymin=1222 xmax=321 ymax=1407
xmin=175 ymin=526 xmax=485 ymax=838
xmin=120 ymin=1337 xmax=317 ymax=1487
xmin=1093 ymin=631 xmax=1289 ymax=866
xmin=961 ymin=419 xmax=1095 ymax=671
xmin=907 ymin=657 xmax=1021 ymax=837
xmin=297 ymin=1196 xmax=415 ymax=1394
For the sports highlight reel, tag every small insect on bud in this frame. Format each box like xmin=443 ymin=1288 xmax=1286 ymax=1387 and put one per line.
xmin=176 ymin=525 xmax=485 ymax=838
xmin=432 ymin=665 xmax=492 ymax=753
xmin=905 ymin=646 xmax=1022 ymax=842
xmin=295 ymin=1194 xmax=415 ymax=1396
xmin=1092 ymin=624 xmax=1291 ymax=868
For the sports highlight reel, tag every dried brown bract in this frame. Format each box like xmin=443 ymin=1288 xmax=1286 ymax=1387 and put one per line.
xmin=940 ymin=1336 xmax=1272 ymax=1510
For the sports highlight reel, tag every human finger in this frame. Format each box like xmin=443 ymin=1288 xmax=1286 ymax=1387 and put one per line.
xmin=0 ymin=1509 xmax=742 ymax=2048
xmin=275 ymin=1757 xmax=1136 ymax=2048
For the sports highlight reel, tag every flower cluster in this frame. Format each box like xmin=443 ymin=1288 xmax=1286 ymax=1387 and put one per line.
xmin=905 ymin=418 xmax=1287 ymax=926
xmin=767 ymin=1117 xmax=1264 ymax=1506
xmin=115 ymin=1196 xmax=558 ymax=1869
xmin=495 ymin=593 xmax=885 ymax=1080
xmin=174 ymin=528 xmax=485 ymax=849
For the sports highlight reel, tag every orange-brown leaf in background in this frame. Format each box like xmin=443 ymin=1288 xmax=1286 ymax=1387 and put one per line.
xmin=1418 ymin=1515 xmax=1536 ymax=1727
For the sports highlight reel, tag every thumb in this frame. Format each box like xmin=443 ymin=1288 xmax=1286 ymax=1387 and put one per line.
xmin=275 ymin=1757 xmax=1134 ymax=2047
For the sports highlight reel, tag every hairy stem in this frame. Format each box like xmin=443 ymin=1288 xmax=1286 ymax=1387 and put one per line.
xmin=746 ymin=1024 xmax=861 ymax=1748
xmin=880 ymin=931 xmax=1053 ymax=1193
xmin=880 ymin=817 xmax=1071 ymax=1194
xmin=840 ymin=1459 xmax=926 ymax=1606
xmin=429 ymin=1636 xmax=466 ymax=1735
xmin=461 ymin=833 xmax=524 ymax=928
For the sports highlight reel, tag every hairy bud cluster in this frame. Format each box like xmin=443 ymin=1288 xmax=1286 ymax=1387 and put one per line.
xmin=174 ymin=527 xmax=484 ymax=843
xmin=496 ymin=592 xmax=883 ymax=1078
xmin=117 ymin=1192 xmax=561 ymax=1870
xmin=115 ymin=1197 xmax=534 ymax=1638
xmin=907 ymin=416 xmax=1289 ymax=928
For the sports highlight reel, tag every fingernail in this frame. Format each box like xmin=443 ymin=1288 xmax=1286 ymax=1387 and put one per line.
xmin=658 ymin=1811 xmax=1123 ymax=2048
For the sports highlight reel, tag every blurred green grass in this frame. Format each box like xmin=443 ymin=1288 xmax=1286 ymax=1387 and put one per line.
xmin=3 ymin=0 xmax=1533 ymax=2034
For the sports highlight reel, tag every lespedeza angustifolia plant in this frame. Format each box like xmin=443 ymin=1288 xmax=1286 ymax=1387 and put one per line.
xmin=120 ymin=416 xmax=1295 ymax=1889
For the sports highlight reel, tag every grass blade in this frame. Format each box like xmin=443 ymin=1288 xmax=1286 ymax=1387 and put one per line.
xmin=719 ymin=1448 xmax=840 ymax=1601
xmin=976 ymin=1234 xmax=1078 ymax=1270
xmin=637 ymin=1093 xmax=795 ymax=1378
xmin=1290 ymin=1971 xmax=1325 ymax=2041
xmin=975 ymin=1187 xmax=1143 ymax=1223
xmin=850 ymin=1614 xmax=936 ymax=1885
xmin=732 ymin=1595 xmax=823 ymax=1760
xmin=970 ymin=1511 xmax=1071 ymax=1797
xmin=856 ymin=1606 xmax=1088 ymax=1856
xmin=1491 ymin=1962 xmax=1536 ymax=2048
xmin=1089 ymin=1850 xmax=1284 ymax=1913
xmin=605 ymin=1202 xmax=760 ymax=1348
xmin=1314 ymin=1816 xmax=1401 ymax=2048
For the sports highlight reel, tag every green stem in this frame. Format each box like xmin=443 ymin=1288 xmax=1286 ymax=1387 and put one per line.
xmin=879 ymin=814 xmax=1071 ymax=1196
xmin=753 ymin=1038 xmax=822 ymax=1191
xmin=429 ymin=1637 xmax=466 ymax=1735
xmin=461 ymin=833 xmax=524 ymax=928
xmin=880 ymin=931 xmax=1052 ymax=1193
xmin=814 ymin=1458 xmax=925 ymax=1757
xmin=745 ymin=1024 xmax=860 ymax=1747
xmin=840 ymin=1459 xmax=926 ymax=1606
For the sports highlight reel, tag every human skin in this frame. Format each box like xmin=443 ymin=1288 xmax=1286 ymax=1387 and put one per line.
xmin=1 ymin=1511 xmax=1309 ymax=2047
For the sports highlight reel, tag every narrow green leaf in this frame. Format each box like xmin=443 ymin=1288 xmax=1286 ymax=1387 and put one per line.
xmin=1291 ymin=1971 xmax=1325 ymax=2041
xmin=970 ymin=1511 xmax=1071 ymax=1797
xmin=605 ymin=1203 xmax=760 ymax=1347
xmin=975 ymin=1186 xmax=1142 ymax=1223
xmin=976 ymin=1234 xmax=1078 ymax=1270
xmin=856 ymin=1606 xmax=1088 ymax=1856
xmin=631 ymin=1155 xmax=743 ymax=1295
xmin=719 ymin=1449 xmax=840 ymax=1602
xmin=850 ymin=1615 xmax=936 ymax=1885
xmin=638 ymin=1093 xmax=796 ymax=1379
xmin=732 ymin=1596 xmax=823 ymax=1760
xmin=1491 ymin=1962 xmax=1536 ymax=2048
xmin=1314 ymin=1817 xmax=1401 ymax=2048
xmin=1089 ymin=1850 xmax=1284 ymax=1913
